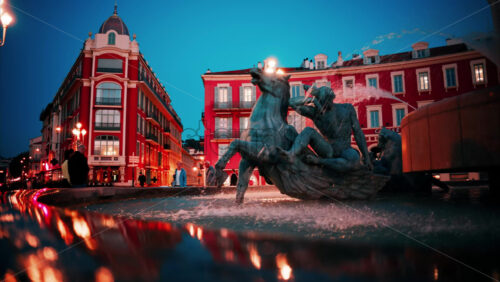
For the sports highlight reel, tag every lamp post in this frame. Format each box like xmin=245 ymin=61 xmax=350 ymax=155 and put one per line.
xmin=72 ymin=122 xmax=87 ymax=151
xmin=0 ymin=0 xmax=14 ymax=47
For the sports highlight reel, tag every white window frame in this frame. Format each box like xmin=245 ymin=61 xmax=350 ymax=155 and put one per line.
xmin=366 ymin=105 xmax=383 ymax=129
xmin=391 ymin=71 xmax=405 ymax=95
xmin=342 ymin=76 xmax=355 ymax=96
xmin=217 ymin=85 xmax=229 ymax=103
xmin=241 ymin=83 xmax=253 ymax=102
xmin=442 ymin=63 xmax=458 ymax=89
xmin=417 ymin=100 xmax=434 ymax=108
xmin=314 ymin=79 xmax=331 ymax=88
xmin=218 ymin=144 xmax=229 ymax=158
xmin=240 ymin=116 xmax=250 ymax=130
xmin=470 ymin=59 xmax=487 ymax=85
xmin=416 ymin=67 xmax=431 ymax=92
xmin=391 ymin=103 xmax=408 ymax=127
xmin=289 ymin=81 xmax=303 ymax=97
xmin=365 ymin=74 xmax=379 ymax=89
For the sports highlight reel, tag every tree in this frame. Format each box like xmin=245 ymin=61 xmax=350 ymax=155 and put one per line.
xmin=9 ymin=151 xmax=30 ymax=178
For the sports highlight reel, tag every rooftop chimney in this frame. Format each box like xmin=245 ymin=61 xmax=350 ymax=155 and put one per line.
xmin=309 ymin=60 xmax=314 ymax=70
xmin=336 ymin=51 xmax=344 ymax=66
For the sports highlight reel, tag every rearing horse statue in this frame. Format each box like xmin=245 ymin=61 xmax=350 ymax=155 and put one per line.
xmin=215 ymin=68 xmax=388 ymax=203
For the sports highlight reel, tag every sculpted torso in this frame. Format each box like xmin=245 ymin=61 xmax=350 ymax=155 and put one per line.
xmin=314 ymin=104 xmax=354 ymax=156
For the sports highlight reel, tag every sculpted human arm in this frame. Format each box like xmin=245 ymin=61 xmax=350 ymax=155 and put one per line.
xmin=350 ymin=106 xmax=373 ymax=169
xmin=289 ymin=96 xmax=317 ymax=118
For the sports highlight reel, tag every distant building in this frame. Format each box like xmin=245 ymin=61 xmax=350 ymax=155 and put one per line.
xmin=29 ymin=136 xmax=42 ymax=176
xmin=202 ymin=41 xmax=498 ymax=185
xmin=39 ymin=5 xmax=183 ymax=186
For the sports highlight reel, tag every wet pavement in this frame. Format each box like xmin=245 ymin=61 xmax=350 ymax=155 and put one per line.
xmin=1 ymin=186 xmax=500 ymax=281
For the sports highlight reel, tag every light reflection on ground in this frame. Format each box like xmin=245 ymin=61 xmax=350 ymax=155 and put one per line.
xmin=0 ymin=186 xmax=499 ymax=281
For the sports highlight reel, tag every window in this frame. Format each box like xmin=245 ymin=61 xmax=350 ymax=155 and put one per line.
xmin=366 ymin=105 xmax=382 ymax=128
xmin=243 ymin=87 xmax=252 ymax=101
xmin=96 ymin=82 xmax=121 ymax=105
xmin=416 ymin=68 xmax=431 ymax=92
xmin=215 ymin=86 xmax=231 ymax=108
xmin=391 ymin=71 xmax=405 ymax=94
xmin=97 ymin=59 xmax=122 ymax=73
xmin=473 ymin=63 xmax=485 ymax=84
xmin=215 ymin=117 xmax=231 ymax=138
xmin=315 ymin=79 xmax=330 ymax=88
xmin=366 ymin=74 xmax=378 ymax=89
xmin=442 ymin=64 xmax=457 ymax=88
xmin=95 ymin=109 xmax=120 ymax=130
xmin=108 ymin=32 xmax=116 ymax=45
xmin=412 ymin=49 xmax=430 ymax=59
xmin=240 ymin=85 xmax=255 ymax=108
xmin=368 ymin=78 xmax=377 ymax=88
xmin=317 ymin=61 xmax=325 ymax=69
xmin=342 ymin=76 xmax=355 ymax=96
xmin=290 ymin=83 xmax=303 ymax=98
xmin=94 ymin=135 xmax=119 ymax=156
xmin=392 ymin=104 xmax=408 ymax=127
xmin=363 ymin=56 xmax=380 ymax=64
xmin=218 ymin=144 xmax=229 ymax=158
xmin=240 ymin=117 xmax=249 ymax=132
xmin=287 ymin=111 xmax=306 ymax=133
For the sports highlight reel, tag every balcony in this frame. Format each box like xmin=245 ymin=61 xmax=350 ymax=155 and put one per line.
xmin=146 ymin=134 xmax=159 ymax=144
xmin=89 ymin=155 xmax=125 ymax=166
xmin=239 ymin=100 xmax=256 ymax=108
xmin=95 ymin=122 xmax=120 ymax=131
xmin=214 ymin=101 xmax=232 ymax=109
xmin=95 ymin=97 xmax=121 ymax=106
xmin=146 ymin=112 xmax=160 ymax=126
xmin=139 ymin=73 xmax=183 ymax=128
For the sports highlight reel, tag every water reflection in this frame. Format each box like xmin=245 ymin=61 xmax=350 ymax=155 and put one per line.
xmin=0 ymin=188 xmax=499 ymax=281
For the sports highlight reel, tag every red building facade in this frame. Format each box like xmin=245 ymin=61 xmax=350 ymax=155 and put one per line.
xmin=202 ymin=41 xmax=498 ymax=185
xmin=39 ymin=7 xmax=183 ymax=186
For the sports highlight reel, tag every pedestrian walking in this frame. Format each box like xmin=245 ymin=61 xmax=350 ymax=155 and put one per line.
xmin=138 ymin=172 xmax=146 ymax=187
xmin=173 ymin=162 xmax=186 ymax=187
xmin=68 ymin=145 xmax=89 ymax=188
xmin=230 ymin=169 xmax=238 ymax=186
xmin=61 ymin=149 xmax=74 ymax=187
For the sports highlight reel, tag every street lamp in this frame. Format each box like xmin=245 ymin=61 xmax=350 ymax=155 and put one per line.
xmin=72 ymin=123 xmax=87 ymax=150
xmin=0 ymin=0 xmax=14 ymax=47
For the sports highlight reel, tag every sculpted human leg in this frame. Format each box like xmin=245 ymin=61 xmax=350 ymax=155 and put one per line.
xmin=316 ymin=148 xmax=362 ymax=172
xmin=284 ymin=127 xmax=332 ymax=161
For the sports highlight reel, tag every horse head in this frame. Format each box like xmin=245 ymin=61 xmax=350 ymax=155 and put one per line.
xmin=250 ymin=68 xmax=291 ymax=121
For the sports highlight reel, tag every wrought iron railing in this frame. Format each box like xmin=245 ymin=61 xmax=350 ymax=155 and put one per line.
xmin=214 ymin=101 xmax=232 ymax=109
xmin=95 ymin=122 xmax=120 ymax=131
xmin=95 ymin=97 xmax=121 ymax=106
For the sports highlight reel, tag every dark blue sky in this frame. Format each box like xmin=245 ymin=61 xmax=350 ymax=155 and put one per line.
xmin=0 ymin=0 xmax=494 ymax=158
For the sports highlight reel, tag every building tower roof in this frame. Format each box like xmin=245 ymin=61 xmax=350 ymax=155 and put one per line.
xmin=98 ymin=4 xmax=129 ymax=36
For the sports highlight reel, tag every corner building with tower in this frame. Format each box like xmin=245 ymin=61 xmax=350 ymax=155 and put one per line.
xmin=202 ymin=41 xmax=498 ymax=185
xmin=39 ymin=7 xmax=183 ymax=186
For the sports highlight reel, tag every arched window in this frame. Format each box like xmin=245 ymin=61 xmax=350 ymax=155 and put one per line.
xmin=94 ymin=135 xmax=119 ymax=156
xmin=108 ymin=32 xmax=116 ymax=45
xmin=96 ymin=82 xmax=121 ymax=105
xmin=95 ymin=109 xmax=120 ymax=130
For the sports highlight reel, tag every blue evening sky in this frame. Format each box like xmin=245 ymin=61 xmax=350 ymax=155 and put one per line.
xmin=0 ymin=0 xmax=494 ymax=157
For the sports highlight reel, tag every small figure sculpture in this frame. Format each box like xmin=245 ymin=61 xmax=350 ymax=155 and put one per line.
xmin=373 ymin=127 xmax=449 ymax=193
xmin=215 ymin=68 xmax=389 ymax=203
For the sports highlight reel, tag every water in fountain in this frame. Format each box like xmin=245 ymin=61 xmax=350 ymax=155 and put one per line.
xmin=335 ymin=83 xmax=416 ymax=110
xmin=85 ymin=187 xmax=500 ymax=249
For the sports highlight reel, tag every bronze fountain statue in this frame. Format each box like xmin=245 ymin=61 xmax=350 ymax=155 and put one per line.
xmin=215 ymin=68 xmax=389 ymax=203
